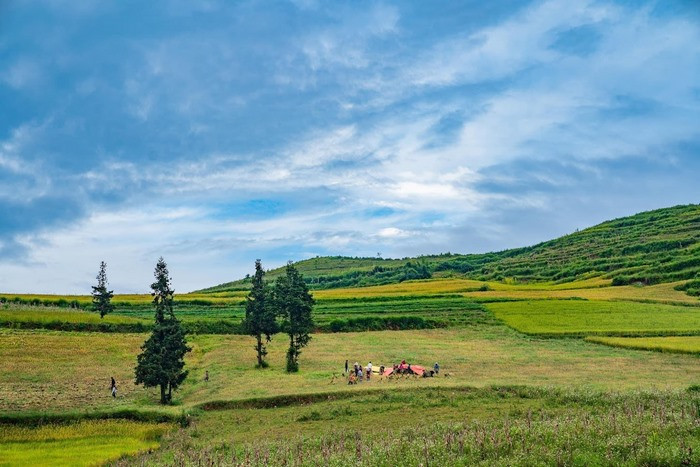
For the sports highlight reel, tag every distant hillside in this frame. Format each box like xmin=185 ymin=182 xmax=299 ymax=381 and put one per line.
xmin=197 ymin=204 xmax=700 ymax=293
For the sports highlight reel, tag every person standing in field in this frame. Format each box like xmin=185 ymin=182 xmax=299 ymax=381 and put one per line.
xmin=204 ymin=370 xmax=209 ymax=382
xmin=367 ymin=361 xmax=372 ymax=380
xmin=345 ymin=359 xmax=349 ymax=374
xmin=110 ymin=377 xmax=117 ymax=398
xmin=434 ymin=362 xmax=439 ymax=374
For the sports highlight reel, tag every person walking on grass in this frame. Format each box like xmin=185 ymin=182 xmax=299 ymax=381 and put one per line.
xmin=110 ymin=377 xmax=117 ymax=398
xmin=204 ymin=370 xmax=209 ymax=382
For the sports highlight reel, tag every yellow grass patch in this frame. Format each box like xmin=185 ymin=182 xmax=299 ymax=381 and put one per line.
xmin=0 ymin=420 xmax=168 ymax=466
xmin=586 ymin=336 xmax=700 ymax=354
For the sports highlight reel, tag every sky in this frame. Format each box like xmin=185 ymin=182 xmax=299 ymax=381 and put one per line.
xmin=0 ymin=0 xmax=698 ymax=294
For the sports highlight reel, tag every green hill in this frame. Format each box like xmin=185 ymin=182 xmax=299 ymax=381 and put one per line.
xmin=198 ymin=204 xmax=700 ymax=293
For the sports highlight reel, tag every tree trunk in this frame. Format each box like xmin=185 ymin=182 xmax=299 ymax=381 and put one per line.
xmin=256 ymin=335 xmax=263 ymax=367
xmin=168 ymin=383 xmax=172 ymax=403
xmin=160 ymin=384 xmax=167 ymax=405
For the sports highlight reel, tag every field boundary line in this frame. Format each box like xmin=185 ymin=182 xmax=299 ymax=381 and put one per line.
xmin=0 ymin=408 xmax=178 ymax=427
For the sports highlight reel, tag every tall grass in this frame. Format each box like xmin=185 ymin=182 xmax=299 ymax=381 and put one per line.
xmin=121 ymin=388 xmax=700 ymax=466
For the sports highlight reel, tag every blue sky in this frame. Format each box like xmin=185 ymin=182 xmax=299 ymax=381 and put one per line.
xmin=0 ymin=0 xmax=698 ymax=293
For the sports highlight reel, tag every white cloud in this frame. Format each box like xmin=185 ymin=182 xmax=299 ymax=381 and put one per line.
xmin=405 ymin=0 xmax=613 ymax=88
xmin=299 ymin=3 xmax=399 ymax=71
xmin=0 ymin=124 xmax=52 ymax=202
xmin=1 ymin=58 xmax=42 ymax=89
xmin=377 ymin=227 xmax=410 ymax=238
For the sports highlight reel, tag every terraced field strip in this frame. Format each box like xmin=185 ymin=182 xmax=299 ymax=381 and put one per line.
xmin=313 ymin=296 xmax=495 ymax=326
xmin=0 ymin=420 xmax=168 ymax=466
xmin=486 ymin=300 xmax=700 ymax=337
xmin=312 ymin=278 xmax=698 ymax=304
xmin=464 ymin=281 xmax=700 ymax=305
xmin=0 ymin=293 xmax=245 ymax=307
xmin=0 ymin=307 xmax=147 ymax=327
xmin=586 ymin=336 xmax=700 ymax=354
xmin=313 ymin=277 xmax=612 ymax=299
xmin=2 ymin=295 xmax=495 ymax=332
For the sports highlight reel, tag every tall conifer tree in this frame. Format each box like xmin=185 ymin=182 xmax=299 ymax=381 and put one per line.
xmin=135 ymin=257 xmax=191 ymax=404
xmin=242 ymin=259 xmax=278 ymax=368
xmin=275 ymin=262 xmax=315 ymax=372
xmin=91 ymin=261 xmax=114 ymax=318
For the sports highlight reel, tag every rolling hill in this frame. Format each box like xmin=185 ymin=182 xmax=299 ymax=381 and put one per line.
xmin=198 ymin=204 xmax=700 ymax=293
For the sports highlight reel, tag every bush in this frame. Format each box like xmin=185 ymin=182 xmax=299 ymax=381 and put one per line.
xmin=675 ymin=279 xmax=700 ymax=297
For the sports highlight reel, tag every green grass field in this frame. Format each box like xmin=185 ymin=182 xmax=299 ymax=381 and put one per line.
xmin=2 ymin=325 xmax=699 ymax=415
xmin=2 ymin=308 xmax=700 ymax=465
xmin=120 ymin=387 xmax=700 ymax=466
xmin=586 ymin=335 xmax=700 ymax=354
xmin=0 ymin=296 xmax=491 ymax=333
xmin=314 ymin=278 xmax=699 ymax=304
xmin=486 ymin=299 xmax=700 ymax=336
xmin=0 ymin=420 xmax=167 ymax=466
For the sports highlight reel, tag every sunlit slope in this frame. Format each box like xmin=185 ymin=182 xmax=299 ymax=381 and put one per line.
xmin=200 ymin=204 xmax=700 ymax=292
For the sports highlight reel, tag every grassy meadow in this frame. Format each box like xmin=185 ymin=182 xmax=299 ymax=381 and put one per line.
xmin=2 ymin=325 xmax=699 ymax=415
xmin=2 ymin=303 xmax=700 ymax=465
xmin=3 ymin=321 xmax=699 ymax=465
xmin=119 ymin=387 xmax=700 ymax=466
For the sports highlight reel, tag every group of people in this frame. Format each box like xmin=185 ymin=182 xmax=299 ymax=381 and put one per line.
xmin=345 ymin=360 xmax=378 ymax=384
xmin=345 ymin=359 xmax=441 ymax=384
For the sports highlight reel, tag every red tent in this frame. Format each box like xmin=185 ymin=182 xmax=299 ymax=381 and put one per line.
xmin=383 ymin=363 xmax=425 ymax=377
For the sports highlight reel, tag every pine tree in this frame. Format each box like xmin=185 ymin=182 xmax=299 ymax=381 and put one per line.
xmin=274 ymin=262 xmax=315 ymax=372
xmin=135 ymin=257 xmax=191 ymax=404
xmin=91 ymin=261 xmax=114 ymax=318
xmin=242 ymin=259 xmax=278 ymax=368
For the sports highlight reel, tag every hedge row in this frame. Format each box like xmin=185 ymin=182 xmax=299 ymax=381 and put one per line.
xmin=0 ymin=408 xmax=179 ymax=427
xmin=0 ymin=317 xmax=443 ymax=334
xmin=0 ymin=296 xmax=224 ymax=309
xmin=0 ymin=296 xmax=83 ymax=309
xmin=324 ymin=315 xmax=445 ymax=333
xmin=0 ymin=319 xmax=244 ymax=335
